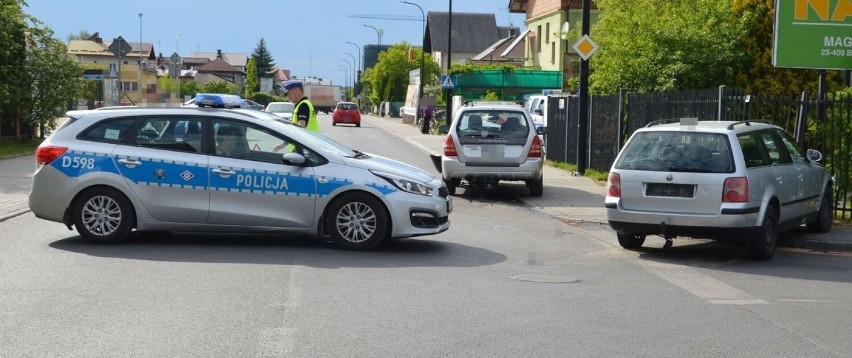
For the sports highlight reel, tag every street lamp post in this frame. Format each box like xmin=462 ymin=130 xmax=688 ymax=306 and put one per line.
xmin=340 ymin=59 xmax=353 ymax=100
xmin=345 ymin=41 xmax=361 ymax=108
xmin=138 ymin=13 xmax=143 ymax=104
xmin=361 ymin=25 xmax=382 ymax=47
xmin=338 ymin=66 xmax=349 ymax=101
xmin=344 ymin=52 xmax=357 ymax=103
xmin=401 ymin=1 xmax=425 ymax=123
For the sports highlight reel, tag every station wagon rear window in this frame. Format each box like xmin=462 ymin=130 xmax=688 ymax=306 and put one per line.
xmin=78 ymin=118 xmax=136 ymax=143
xmin=615 ymin=131 xmax=734 ymax=173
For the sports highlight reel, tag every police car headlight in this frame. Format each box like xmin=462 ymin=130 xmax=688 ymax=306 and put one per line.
xmin=371 ymin=171 xmax=433 ymax=196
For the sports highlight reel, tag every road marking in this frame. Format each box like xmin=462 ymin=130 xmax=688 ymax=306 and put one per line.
xmin=637 ymin=260 xmax=769 ymax=305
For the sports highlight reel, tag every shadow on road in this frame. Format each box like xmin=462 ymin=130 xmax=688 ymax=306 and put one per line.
xmin=628 ymin=232 xmax=852 ymax=284
xmin=48 ymin=231 xmax=507 ymax=269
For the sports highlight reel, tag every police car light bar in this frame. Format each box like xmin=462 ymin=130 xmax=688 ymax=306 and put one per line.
xmin=195 ymin=93 xmax=243 ymax=108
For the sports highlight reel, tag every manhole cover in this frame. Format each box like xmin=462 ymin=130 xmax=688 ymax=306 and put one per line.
xmin=510 ymin=273 xmax=581 ymax=283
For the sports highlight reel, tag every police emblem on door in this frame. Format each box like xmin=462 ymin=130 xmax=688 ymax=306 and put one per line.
xmin=155 ymin=168 xmax=165 ymax=179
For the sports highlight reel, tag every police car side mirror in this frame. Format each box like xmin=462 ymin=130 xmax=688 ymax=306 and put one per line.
xmin=534 ymin=108 xmax=543 ymax=115
xmin=536 ymin=126 xmax=547 ymax=135
xmin=282 ymin=152 xmax=306 ymax=166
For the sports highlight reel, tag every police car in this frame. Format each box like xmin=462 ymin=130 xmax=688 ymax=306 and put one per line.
xmin=29 ymin=101 xmax=452 ymax=250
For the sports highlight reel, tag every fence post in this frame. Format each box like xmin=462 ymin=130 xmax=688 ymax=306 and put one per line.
xmin=617 ymin=88 xmax=626 ymax=150
xmin=717 ymin=85 xmax=727 ymax=121
xmin=796 ymin=91 xmax=809 ymax=146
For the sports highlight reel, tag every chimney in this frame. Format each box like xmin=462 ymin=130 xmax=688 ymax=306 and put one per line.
xmin=216 ymin=49 xmax=223 ymax=59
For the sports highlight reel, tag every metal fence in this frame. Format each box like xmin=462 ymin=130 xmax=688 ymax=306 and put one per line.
xmin=544 ymin=86 xmax=852 ymax=218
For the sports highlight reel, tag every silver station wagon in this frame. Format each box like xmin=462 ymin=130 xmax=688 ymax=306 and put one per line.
xmin=606 ymin=118 xmax=833 ymax=260
xmin=29 ymin=104 xmax=451 ymax=250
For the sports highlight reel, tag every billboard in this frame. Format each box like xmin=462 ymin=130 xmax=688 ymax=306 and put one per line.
xmin=773 ymin=0 xmax=852 ymax=70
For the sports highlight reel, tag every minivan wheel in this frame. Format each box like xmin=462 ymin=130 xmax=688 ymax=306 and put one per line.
xmin=326 ymin=192 xmax=389 ymax=250
xmin=443 ymin=178 xmax=459 ymax=196
xmin=807 ymin=187 xmax=833 ymax=233
xmin=73 ymin=187 xmax=134 ymax=244
xmin=617 ymin=233 xmax=646 ymax=249
xmin=749 ymin=205 xmax=778 ymax=260
xmin=527 ymin=177 xmax=543 ymax=197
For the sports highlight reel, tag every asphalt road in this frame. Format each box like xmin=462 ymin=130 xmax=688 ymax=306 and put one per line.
xmin=0 ymin=114 xmax=850 ymax=357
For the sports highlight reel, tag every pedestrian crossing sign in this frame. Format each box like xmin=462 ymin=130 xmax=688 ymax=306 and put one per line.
xmin=440 ymin=74 xmax=454 ymax=90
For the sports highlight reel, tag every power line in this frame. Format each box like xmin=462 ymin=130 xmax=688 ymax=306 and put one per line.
xmin=348 ymin=14 xmax=420 ymax=21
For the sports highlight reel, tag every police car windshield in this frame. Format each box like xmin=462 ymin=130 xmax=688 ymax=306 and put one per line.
xmin=283 ymin=125 xmax=356 ymax=157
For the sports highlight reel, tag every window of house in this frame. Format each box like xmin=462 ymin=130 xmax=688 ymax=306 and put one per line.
xmin=551 ymin=42 xmax=556 ymax=63
xmin=121 ymin=82 xmax=137 ymax=92
xmin=546 ymin=23 xmax=550 ymax=44
xmin=537 ymin=25 xmax=542 ymax=51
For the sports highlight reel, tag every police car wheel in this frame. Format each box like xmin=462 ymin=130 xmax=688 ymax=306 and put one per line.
xmin=72 ymin=187 xmax=134 ymax=244
xmin=327 ymin=192 xmax=388 ymax=250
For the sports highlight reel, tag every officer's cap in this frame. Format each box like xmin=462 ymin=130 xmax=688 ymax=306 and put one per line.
xmin=282 ymin=80 xmax=303 ymax=95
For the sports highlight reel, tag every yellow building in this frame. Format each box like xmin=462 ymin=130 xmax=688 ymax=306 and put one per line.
xmin=67 ymin=32 xmax=156 ymax=105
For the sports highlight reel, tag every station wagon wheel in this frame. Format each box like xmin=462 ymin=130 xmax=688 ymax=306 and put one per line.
xmin=72 ymin=187 xmax=134 ymax=244
xmin=749 ymin=204 xmax=778 ymax=260
xmin=807 ymin=187 xmax=833 ymax=233
xmin=617 ymin=233 xmax=646 ymax=249
xmin=327 ymin=192 xmax=389 ymax=250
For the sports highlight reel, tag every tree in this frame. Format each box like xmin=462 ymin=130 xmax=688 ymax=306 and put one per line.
xmin=589 ymin=0 xmax=743 ymax=94
xmin=199 ymin=81 xmax=238 ymax=95
xmin=23 ymin=24 xmax=83 ymax=137
xmin=731 ymin=0 xmax=844 ymax=96
xmin=245 ymin=57 xmax=258 ymax=98
xmin=181 ymin=81 xmax=199 ymax=99
xmin=251 ymin=38 xmax=275 ymax=75
xmin=66 ymin=29 xmax=91 ymax=42
xmin=362 ymin=43 xmax=440 ymax=107
xmin=1 ymin=0 xmax=81 ymax=139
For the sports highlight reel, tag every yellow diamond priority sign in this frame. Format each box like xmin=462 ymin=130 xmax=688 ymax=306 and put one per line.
xmin=573 ymin=35 xmax=598 ymax=61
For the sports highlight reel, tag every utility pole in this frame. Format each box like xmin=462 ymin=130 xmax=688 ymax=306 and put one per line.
xmin=402 ymin=1 xmax=426 ymax=124
xmin=577 ymin=0 xmax=590 ymax=175
xmin=446 ymin=0 xmax=453 ymax=123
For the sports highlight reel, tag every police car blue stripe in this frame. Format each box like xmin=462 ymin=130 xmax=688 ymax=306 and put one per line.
xmin=53 ymin=153 xmax=400 ymax=198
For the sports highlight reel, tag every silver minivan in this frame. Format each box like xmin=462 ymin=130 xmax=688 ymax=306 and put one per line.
xmin=437 ymin=102 xmax=546 ymax=196
xmin=605 ymin=118 xmax=834 ymax=260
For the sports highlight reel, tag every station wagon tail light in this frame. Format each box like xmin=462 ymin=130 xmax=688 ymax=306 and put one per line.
xmin=528 ymin=135 xmax=542 ymax=158
xmin=35 ymin=146 xmax=68 ymax=165
xmin=607 ymin=172 xmax=621 ymax=197
xmin=723 ymin=177 xmax=748 ymax=202
xmin=443 ymin=135 xmax=457 ymax=157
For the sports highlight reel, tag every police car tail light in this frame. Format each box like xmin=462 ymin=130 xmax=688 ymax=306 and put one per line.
xmin=607 ymin=172 xmax=621 ymax=198
xmin=443 ymin=135 xmax=457 ymax=157
xmin=723 ymin=177 xmax=748 ymax=203
xmin=528 ymin=135 xmax=542 ymax=158
xmin=35 ymin=146 xmax=67 ymax=165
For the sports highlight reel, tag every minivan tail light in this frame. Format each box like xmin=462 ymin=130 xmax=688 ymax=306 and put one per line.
xmin=35 ymin=146 xmax=68 ymax=165
xmin=607 ymin=172 xmax=621 ymax=197
xmin=528 ymin=135 xmax=542 ymax=158
xmin=722 ymin=177 xmax=748 ymax=202
xmin=443 ymin=135 xmax=457 ymax=157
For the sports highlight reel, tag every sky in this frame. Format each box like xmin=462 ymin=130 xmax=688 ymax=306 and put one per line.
xmin=24 ymin=0 xmax=527 ymax=85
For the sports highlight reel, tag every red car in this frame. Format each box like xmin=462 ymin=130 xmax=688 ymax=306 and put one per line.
xmin=332 ymin=102 xmax=361 ymax=127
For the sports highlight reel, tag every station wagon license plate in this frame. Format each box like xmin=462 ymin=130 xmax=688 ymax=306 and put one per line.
xmin=646 ymin=183 xmax=694 ymax=198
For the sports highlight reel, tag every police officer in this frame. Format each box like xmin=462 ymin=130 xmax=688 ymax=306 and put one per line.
xmin=282 ymin=80 xmax=319 ymax=132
